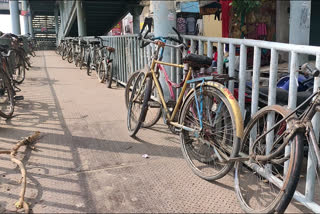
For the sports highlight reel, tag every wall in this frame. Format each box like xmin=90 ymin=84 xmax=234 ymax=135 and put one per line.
xmin=276 ymin=0 xmax=289 ymax=62
xmin=203 ymin=14 xmax=222 ymax=54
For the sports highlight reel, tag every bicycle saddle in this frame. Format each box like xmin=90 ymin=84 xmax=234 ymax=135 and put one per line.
xmin=106 ymin=46 xmax=115 ymax=52
xmin=80 ymin=40 xmax=87 ymax=45
xmin=182 ymin=53 xmax=212 ymax=68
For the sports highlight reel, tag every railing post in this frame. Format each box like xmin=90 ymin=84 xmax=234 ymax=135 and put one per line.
xmin=228 ymin=44 xmax=235 ymax=94
xmin=284 ymin=51 xmax=298 ymax=174
xmin=238 ymin=44 xmax=247 ymax=118
xmin=305 ymin=54 xmax=320 ymax=201
xmin=251 ymin=46 xmax=261 ymax=116
xmin=266 ymin=48 xmax=278 ymax=161
xmin=217 ymin=42 xmax=223 ymax=74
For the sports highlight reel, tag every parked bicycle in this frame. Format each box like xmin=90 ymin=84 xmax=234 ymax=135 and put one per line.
xmin=127 ymin=18 xmax=244 ymax=181
xmin=233 ymin=63 xmax=320 ymax=213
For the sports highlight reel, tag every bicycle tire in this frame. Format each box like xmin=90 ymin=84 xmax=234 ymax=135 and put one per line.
xmin=234 ymin=105 xmax=304 ymax=213
xmin=127 ymin=73 xmax=152 ymax=137
xmin=125 ymin=71 xmax=141 ymax=109
xmin=179 ymin=85 xmax=239 ymax=181
xmin=13 ymin=64 xmax=25 ymax=85
xmin=105 ymin=62 xmax=113 ymax=88
xmin=86 ymin=55 xmax=91 ymax=76
xmin=97 ymin=61 xmax=106 ymax=83
xmin=144 ymin=81 xmax=162 ymax=128
xmin=67 ymin=50 xmax=73 ymax=63
xmin=125 ymin=71 xmax=161 ymax=128
xmin=62 ymin=48 xmax=68 ymax=60
xmin=0 ymin=69 xmax=14 ymax=118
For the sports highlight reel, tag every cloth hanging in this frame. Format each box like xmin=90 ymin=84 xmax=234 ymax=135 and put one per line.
xmin=221 ymin=0 xmax=232 ymax=38
xmin=257 ymin=23 xmax=267 ymax=39
xmin=196 ymin=19 xmax=203 ymax=35
xmin=177 ymin=17 xmax=187 ymax=34
xmin=186 ymin=17 xmax=196 ymax=35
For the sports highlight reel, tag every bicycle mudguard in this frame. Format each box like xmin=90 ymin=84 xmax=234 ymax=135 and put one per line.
xmin=182 ymin=81 xmax=244 ymax=138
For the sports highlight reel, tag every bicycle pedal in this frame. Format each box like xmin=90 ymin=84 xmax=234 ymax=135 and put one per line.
xmin=14 ymin=95 xmax=24 ymax=101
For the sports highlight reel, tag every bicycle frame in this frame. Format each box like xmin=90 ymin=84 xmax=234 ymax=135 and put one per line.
xmin=133 ymin=42 xmax=214 ymax=135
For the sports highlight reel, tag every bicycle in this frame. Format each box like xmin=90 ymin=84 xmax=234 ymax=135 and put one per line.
xmin=97 ymin=44 xmax=115 ymax=87
xmin=127 ymin=18 xmax=244 ymax=181
xmin=86 ymin=38 xmax=102 ymax=76
xmin=0 ymin=39 xmax=17 ymax=118
xmin=234 ymin=63 xmax=320 ymax=213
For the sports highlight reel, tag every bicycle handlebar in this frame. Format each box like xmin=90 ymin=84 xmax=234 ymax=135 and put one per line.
xmin=140 ymin=36 xmax=186 ymax=50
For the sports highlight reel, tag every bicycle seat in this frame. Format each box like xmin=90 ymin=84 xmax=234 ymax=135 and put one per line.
xmin=106 ymin=46 xmax=115 ymax=52
xmin=182 ymin=53 xmax=212 ymax=68
xmin=72 ymin=40 xmax=79 ymax=44
xmin=80 ymin=40 xmax=87 ymax=45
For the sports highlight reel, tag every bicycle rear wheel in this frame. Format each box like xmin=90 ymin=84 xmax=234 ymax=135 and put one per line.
xmin=179 ymin=85 xmax=239 ymax=181
xmin=127 ymin=72 xmax=152 ymax=137
xmin=105 ymin=62 xmax=113 ymax=88
xmin=97 ymin=61 xmax=106 ymax=83
xmin=0 ymin=69 xmax=14 ymax=118
xmin=234 ymin=105 xmax=304 ymax=213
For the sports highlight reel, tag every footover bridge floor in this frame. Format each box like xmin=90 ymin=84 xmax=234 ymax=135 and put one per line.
xmin=0 ymin=51 xmax=306 ymax=213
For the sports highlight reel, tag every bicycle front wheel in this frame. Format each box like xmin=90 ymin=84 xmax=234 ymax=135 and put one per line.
xmin=97 ymin=61 xmax=106 ymax=83
xmin=179 ymin=85 xmax=239 ymax=181
xmin=125 ymin=71 xmax=141 ymax=109
xmin=234 ymin=105 xmax=304 ymax=213
xmin=125 ymin=71 xmax=161 ymax=128
xmin=127 ymin=72 xmax=152 ymax=137
xmin=13 ymin=64 xmax=25 ymax=84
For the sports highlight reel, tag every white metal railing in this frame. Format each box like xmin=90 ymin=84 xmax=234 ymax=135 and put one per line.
xmin=59 ymin=34 xmax=320 ymax=212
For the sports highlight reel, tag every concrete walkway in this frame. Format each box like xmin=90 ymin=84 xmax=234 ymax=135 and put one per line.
xmin=0 ymin=51 xmax=305 ymax=213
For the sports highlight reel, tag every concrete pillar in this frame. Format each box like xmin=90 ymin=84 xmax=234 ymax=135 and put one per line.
xmin=130 ymin=6 xmax=144 ymax=34
xmin=276 ymin=0 xmax=289 ymax=62
xmin=289 ymin=0 xmax=311 ymax=64
xmin=151 ymin=1 xmax=176 ymax=100
xmin=76 ymin=0 xmax=87 ymax=36
xmin=27 ymin=4 xmax=34 ymax=37
xmin=9 ymin=0 xmax=21 ymax=35
xmin=21 ymin=0 xmax=29 ymax=35
xmin=54 ymin=6 xmax=59 ymax=37
xmin=59 ymin=2 xmax=64 ymax=34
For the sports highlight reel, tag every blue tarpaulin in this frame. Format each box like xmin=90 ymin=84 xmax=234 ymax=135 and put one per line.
xmin=180 ymin=1 xmax=200 ymax=13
